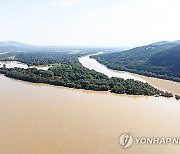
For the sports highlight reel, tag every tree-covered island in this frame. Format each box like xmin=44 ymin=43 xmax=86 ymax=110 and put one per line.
xmin=0 ymin=52 xmax=178 ymax=99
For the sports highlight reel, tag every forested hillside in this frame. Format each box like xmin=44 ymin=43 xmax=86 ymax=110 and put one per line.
xmin=92 ymin=42 xmax=180 ymax=82
xmin=149 ymin=45 xmax=180 ymax=72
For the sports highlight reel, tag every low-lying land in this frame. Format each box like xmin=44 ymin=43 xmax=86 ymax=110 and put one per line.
xmin=0 ymin=52 xmax=178 ymax=99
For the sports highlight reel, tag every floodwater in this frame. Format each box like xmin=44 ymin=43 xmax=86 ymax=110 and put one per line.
xmin=0 ymin=52 xmax=9 ymax=55
xmin=0 ymin=61 xmax=28 ymax=69
xmin=35 ymin=66 xmax=49 ymax=71
xmin=0 ymin=61 xmax=49 ymax=70
xmin=29 ymin=66 xmax=49 ymax=71
xmin=79 ymin=55 xmax=180 ymax=95
xmin=0 ymin=54 xmax=180 ymax=154
xmin=79 ymin=55 xmax=145 ymax=82
xmin=0 ymin=75 xmax=180 ymax=154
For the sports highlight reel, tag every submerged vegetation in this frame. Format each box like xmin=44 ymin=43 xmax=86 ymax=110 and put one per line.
xmin=0 ymin=52 xmax=176 ymax=98
xmin=175 ymin=95 xmax=180 ymax=100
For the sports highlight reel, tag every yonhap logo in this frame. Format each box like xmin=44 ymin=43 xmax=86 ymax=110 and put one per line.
xmin=119 ymin=133 xmax=133 ymax=149
xmin=119 ymin=133 xmax=180 ymax=149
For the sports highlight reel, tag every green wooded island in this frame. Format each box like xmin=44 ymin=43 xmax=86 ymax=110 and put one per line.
xmin=0 ymin=41 xmax=179 ymax=100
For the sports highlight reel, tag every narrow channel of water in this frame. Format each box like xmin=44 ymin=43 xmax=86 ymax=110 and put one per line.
xmin=0 ymin=61 xmax=49 ymax=70
xmin=0 ymin=61 xmax=28 ymax=69
xmin=79 ymin=54 xmax=180 ymax=95
xmin=79 ymin=55 xmax=145 ymax=82
xmin=0 ymin=53 xmax=180 ymax=154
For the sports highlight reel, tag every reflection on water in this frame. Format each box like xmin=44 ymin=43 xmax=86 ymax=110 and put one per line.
xmin=29 ymin=66 xmax=49 ymax=71
xmin=0 ymin=75 xmax=180 ymax=154
xmin=36 ymin=66 xmax=49 ymax=71
xmin=79 ymin=55 xmax=180 ymax=95
xmin=0 ymin=53 xmax=179 ymax=154
xmin=0 ymin=52 xmax=9 ymax=55
xmin=79 ymin=55 xmax=145 ymax=82
xmin=0 ymin=61 xmax=49 ymax=70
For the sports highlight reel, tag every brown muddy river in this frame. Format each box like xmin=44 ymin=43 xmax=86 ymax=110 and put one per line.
xmin=79 ymin=55 xmax=180 ymax=95
xmin=0 ymin=54 xmax=180 ymax=154
xmin=0 ymin=74 xmax=180 ymax=154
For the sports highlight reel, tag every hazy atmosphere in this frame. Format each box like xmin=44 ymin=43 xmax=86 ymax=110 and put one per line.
xmin=0 ymin=1 xmax=180 ymax=153
xmin=1 ymin=0 xmax=180 ymax=47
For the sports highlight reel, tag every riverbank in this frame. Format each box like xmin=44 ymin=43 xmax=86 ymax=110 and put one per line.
xmin=0 ymin=65 xmax=176 ymax=99
xmin=0 ymin=59 xmax=179 ymax=99
xmin=79 ymin=55 xmax=180 ymax=95
xmin=0 ymin=52 xmax=179 ymax=99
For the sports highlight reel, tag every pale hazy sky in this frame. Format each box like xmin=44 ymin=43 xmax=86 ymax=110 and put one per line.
xmin=0 ymin=0 xmax=180 ymax=47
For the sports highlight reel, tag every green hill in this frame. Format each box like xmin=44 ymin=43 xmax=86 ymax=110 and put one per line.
xmin=92 ymin=41 xmax=180 ymax=82
xmin=149 ymin=45 xmax=180 ymax=72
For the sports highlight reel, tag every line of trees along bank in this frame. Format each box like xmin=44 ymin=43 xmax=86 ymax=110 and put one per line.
xmin=0 ymin=52 xmax=178 ymax=99
xmin=0 ymin=62 xmax=175 ymax=98
xmin=91 ymin=44 xmax=180 ymax=82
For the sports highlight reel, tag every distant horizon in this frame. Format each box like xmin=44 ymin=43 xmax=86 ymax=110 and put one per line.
xmin=0 ymin=39 xmax=179 ymax=49
xmin=1 ymin=0 xmax=180 ymax=47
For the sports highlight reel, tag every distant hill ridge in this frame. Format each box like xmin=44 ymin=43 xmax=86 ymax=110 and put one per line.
xmin=0 ymin=40 xmax=180 ymax=48
xmin=0 ymin=41 xmax=98 ymax=52
xmin=92 ymin=40 xmax=180 ymax=82
xmin=0 ymin=41 xmax=33 ymax=48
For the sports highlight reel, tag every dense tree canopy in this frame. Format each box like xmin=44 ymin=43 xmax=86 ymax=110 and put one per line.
xmin=92 ymin=43 xmax=180 ymax=82
xmin=0 ymin=52 xmax=176 ymax=98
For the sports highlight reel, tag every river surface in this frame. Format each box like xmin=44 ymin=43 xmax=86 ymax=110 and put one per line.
xmin=0 ymin=54 xmax=180 ymax=154
xmin=0 ymin=52 xmax=9 ymax=55
xmin=0 ymin=75 xmax=180 ymax=154
xmin=0 ymin=61 xmax=28 ymax=69
xmin=79 ymin=55 xmax=180 ymax=95
xmin=0 ymin=61 xmax=49 ymax=70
